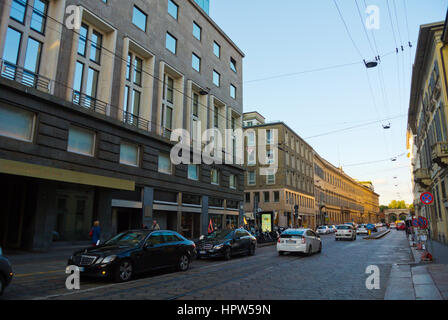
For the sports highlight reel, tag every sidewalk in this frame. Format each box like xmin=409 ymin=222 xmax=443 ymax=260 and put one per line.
xmin=385 ymin=234 xmax=448 ymax=300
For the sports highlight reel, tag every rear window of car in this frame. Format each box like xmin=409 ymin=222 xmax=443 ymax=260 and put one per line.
xmin=317 ymin=226 xmax=326 ymax=229
xmin=336 ymin=225 xmax=351 ymax=230
xmin=281 ymin=230 xmax=304 ymax=238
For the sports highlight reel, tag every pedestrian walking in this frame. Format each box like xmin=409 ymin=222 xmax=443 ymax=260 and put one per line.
xmin=89 ymin=221 xmax=101 ymax=246
xmin=151 ymin=220 xmax=160 ymax=230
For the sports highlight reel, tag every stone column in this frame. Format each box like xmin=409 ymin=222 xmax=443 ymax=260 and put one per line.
xmin=142 ymin=186 xmax=154 ymax=228
xmin=201 ymin=196 xmax=209 ymax=235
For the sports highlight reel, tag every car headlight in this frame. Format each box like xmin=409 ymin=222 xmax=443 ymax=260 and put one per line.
xmin=213 ymin=244 xmax=224 ymax=250
xmin=101 ymin=255 xmax=117 ymax=264
xmin=94 ymin=257 xmax=104 ymax=264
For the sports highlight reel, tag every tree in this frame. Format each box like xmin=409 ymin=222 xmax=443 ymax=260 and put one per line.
xmin=388 ymin=200 xmax=407 ymax=209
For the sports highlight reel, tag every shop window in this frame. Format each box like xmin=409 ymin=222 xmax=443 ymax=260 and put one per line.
xmin=120 ymin=142 xmax=140 ymax=167
xmin=158 ymin=153 xmax=172 ymax=174
xmin=0 ymin=104 xmax=35 ymax=142
xmin=67 ymin=126 xmax=96 ymax=156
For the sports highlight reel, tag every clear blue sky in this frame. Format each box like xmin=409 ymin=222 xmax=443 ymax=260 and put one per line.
xmin=211 ymin=0 xmax=447 ymax=205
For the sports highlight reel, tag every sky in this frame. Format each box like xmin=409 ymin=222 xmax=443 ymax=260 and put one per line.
xmin=210 ymin=0 xmax=447 ymax=206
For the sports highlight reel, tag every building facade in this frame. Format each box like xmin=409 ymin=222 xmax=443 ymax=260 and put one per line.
xmin=243 ymin=112 xmax=316 ymax=230
xmin=314 ymin=154 xmax=380 ymax=228
xmin=0 ymin=0 xmax=245 ymax=250
xmin=407 ymin=17 xmax=448 ymax=244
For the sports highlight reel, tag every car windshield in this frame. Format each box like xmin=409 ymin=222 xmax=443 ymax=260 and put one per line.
xmin=104 ymin=231 xmax=148 ymax=247
xmin=206 ymin=230 xmax=234 ymax=240
xmin=337 ymin=225 xmax=351 ymax=230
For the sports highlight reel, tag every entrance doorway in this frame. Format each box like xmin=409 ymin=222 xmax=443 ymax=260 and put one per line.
xmin=181 ymin=213 xmax=200 ymax=239
xmin=115 ymin=208 xmax=142 ymax=234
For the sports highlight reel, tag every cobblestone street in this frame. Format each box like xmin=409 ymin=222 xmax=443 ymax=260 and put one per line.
xmin=1 ymin=230 xmax=413 ymax=300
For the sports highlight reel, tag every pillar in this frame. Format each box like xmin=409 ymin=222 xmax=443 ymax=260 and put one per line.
xmin=201 ymin=195 xmax=209 ymax=235
xmin=142 ymin=186 xmax=154 ymax=228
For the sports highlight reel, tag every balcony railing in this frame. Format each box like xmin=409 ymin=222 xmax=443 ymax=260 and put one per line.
xmin=0 ymin=59 xmax=52 ymax=93
xmin=413 ymin=168 xmax=431 ymax=188
xmin=432 ymin=142 xmax=448 ymax=167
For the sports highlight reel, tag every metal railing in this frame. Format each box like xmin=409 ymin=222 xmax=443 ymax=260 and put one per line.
xmin=0 ymin=59 xmax=52 ymax=93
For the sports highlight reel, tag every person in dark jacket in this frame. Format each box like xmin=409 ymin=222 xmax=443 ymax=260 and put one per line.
xmin=90 ymin=221 xmax=101 ymax=246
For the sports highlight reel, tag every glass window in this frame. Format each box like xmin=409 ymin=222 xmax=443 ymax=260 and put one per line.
xmin=192 ymin=53 xmax=201 ymax=72
xmin=248 ymin=171 xmax=255 ymax=185
xmin=24 ymin=38 xmax=42 ymax=73
xmin=192 ymin=93 xmax=199 ymax=117
xmin=30 ymin=0 xmax=48 ymax=33
xmin=78 ymin=24 xmax=88 ymax=56
xmin=230 ymin=174 xmax=237 ymax=189
xmin=120 ymin=142 xmax=139 ymax=166
xmin=264 ymin=192 xmax=270 ymax=203
xmin=188 ymin=164 xmax=199 ymax=181
xmin=133 ymin=56 xmax=142 ymax=86
xmin=90 ymin=30 xmax=102 ymax=64
xmin=230 ymin=84 xmax=236 ymax=99
xmin=274 ymin=191 xmax=280 ymax=202
xmin=73 ymin=61 xmax=84 ymax=93
xmin=166 ymin=76 xmax=174 ymax=103
xmin=193 ymin=22 xmax=201 ymax=40
xmin=168 ymin=0 xmax=178 ymax=19
xmin=132 ymin=6 xmax=147 ymax=32
xmin=0 ymin=105 xmax=35 ymax=142
xmin=3 ymin=27 xmax=22 ymax=66
xmin=213 ymin=41 xmax=220 ymax=58
xmin=67 ymin=126 xmax=95 ymax=156
xmin=230 ymin=58 xmax=237 ymax=73
xmin=86 ymin=67 xmax=99 ymax=98
xmin=158 ymin=153 xmax=172 ymax=174
xmin=166 ymin=32 xmax=177 ymax=54
xmin=211 ymin=168 xmax=219 ymax=185
xmin=10 ymin=0 xmax=27 ymax=23
xmin=213 ymin=70 xmax=220 ymax=86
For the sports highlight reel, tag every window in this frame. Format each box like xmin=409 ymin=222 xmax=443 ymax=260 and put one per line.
xmin=230 ymin=174 xmax=237 ymax=189
xmin=214 ymin=106 xmax=219 ymax=128
xmin=10 ymin=0 xmax=27 ymax=24
xmin=230 ymin=84 xmax=236 ymax=99
xmin=247 ymin=147 xmax=256 ymax=166
xmin=78 ymin=24 xmax=88 ymax=56
xmin=158 ymin=153 xmax=172 ymax=174
xmin=230 ymin=57 xmax=237 ymax=73
xmin=23 ymin=37 xmax=42 ymax=85
xmin=274 ymin=191 xmax=280 ymax=202
xmin=267 ymin=171 xmax=275 ymax=184
xmin=67 ymin=126 xmax=95 ymax=156
xmin=192 ymin=53 xmax=201 ymax=72
xmin=188 ymin=164 xmax=199 ymax=181
xmin=211 ymin=168 xmax=219 ymax=185
xmin=89 ymin=30 xmax=102 ymax=64
xmin=168 ymin=0 xmax=178 ymax=19
xmin=267 ymin=149 xmax=274 ymax=164
xmin=213 ymin=41 xmax=220 ymax=58
xmin=120 ymin=142 xmax=139 ymax=167
xmin=2 ymin=27 xmax=22 ymax=68
xmin=123 ymin=53 xmax=143 ymax=125
xmin=245 ymin=192 xmax=250 ymax=203
xmin=264 ymin=192 xmax=270 ymax=203
xmin=132 ymin=6 xmax=147 ymax=32
xmin=0 ymin=105 xmax=35 ymax=142
xmin=248 ymin=171 xmax=256 ymax=185
xmin=193 ymin=22 xmax=201 ymax=40
xmin=30 ymin=0 xmax=48 ymax=34
xmin=247 ymin=131 xmax=255 ymax=147
xmin=166 ymin=32 xmax=177 ymax=54
xmin=162 ymin=74 xmax=175 ymax=138
xmin=213 ymin=70 xmax=220 ymax=87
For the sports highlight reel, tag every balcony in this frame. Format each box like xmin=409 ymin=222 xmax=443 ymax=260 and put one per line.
xmin=413 ymin=168 xmax=431 ymax=188
xmin=1 ymin=59 xmax=52 ymax=93
xmin=432 ymin=142 xmax=448 ymax=167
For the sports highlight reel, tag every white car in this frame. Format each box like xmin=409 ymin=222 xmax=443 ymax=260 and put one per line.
xmin=277 ymin=228 xmax=322 ymax=256
xmin=390 ymin=223 xmax=396 ymax=229
xmin=316 ymin=226 xmax=331 ymax=235
xmin=357 ymin=224 xmax=369 ymax=235
xmin=335 ymin=224 xmax=357 ymax=241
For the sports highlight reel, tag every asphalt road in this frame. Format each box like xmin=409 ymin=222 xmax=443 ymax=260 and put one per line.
xmin=1 ymin=229 xmax=413 ymax=300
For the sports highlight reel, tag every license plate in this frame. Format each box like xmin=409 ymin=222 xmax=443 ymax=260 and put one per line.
xmin=199 ymin=250 xmax=206 ymax=255
xmin=286 ymin=240 xmax=296 ymax=244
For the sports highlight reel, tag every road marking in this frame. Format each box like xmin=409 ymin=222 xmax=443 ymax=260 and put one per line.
xmin=14 ymin=270 xmax=63 ymax=278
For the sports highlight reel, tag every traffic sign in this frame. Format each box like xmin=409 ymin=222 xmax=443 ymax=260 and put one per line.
xmin=418 ymin=216 xmax=428 ymax=229
xmin=412 ymin=219 xmax=419 ymax=228
xmin=420 ymin=192 xmax=434 ymax=205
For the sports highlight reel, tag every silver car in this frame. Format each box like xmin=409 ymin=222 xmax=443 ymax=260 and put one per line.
xmin=277 ymin=228 xmax=322 ymax=256
xmin=335 ymin=224 xmax=357 ymax=241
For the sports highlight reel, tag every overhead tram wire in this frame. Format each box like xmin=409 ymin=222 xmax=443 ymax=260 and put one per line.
xmin=342 ymin=152 xmax=407 ymax=167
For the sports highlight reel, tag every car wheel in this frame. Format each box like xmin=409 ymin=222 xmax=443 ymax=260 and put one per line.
xmin=0 ymin=274 xmax=4 ymax=296
xmin=248 ymin=244 xmax=255 ymax=256
xmin=114 ymin=259 xmax=133 ymax=282
xmin=223 ymin=247 xmax=231 ymax=261
xmin=178 ymin=254 xmax=190 ymax=272
xmin=278 ymin=251 xmax=284 ymax=256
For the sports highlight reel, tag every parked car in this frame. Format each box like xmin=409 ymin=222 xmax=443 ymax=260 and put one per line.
xmin=357 ymin=224 xmax=369 ymax=235
xmin=390 ymin=222 xmax=396 ymax=229
xmin=195 ymin=228 xmax=257 ymax=260
xmin=335 ymin=225 xmax=357 ymax=241
xmin=316 ymin=226 xmax=331 ymax=235
xmin=277 ymin=228 xmax=322 ymax=256
xmin=0 ymin=247 xmax=13 ymax=296
xmin=344 ymin=222 xmax=357 ymax=230
xmin=67 ymin=230 xmax=196 ymax=282
xmin=396 ymin=221 xmax=406 ymax=231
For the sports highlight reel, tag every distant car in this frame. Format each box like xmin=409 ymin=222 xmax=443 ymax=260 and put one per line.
xmin=195 ymin=229 xmax=257 ymax=260
xmin=329 ymin=225 xmax=337 ymax=233
xmin=336 ymin=225 xmax=357 ymax=241
xmin=390 ymin=223 xmax=396 ymax=229
xmin=396 ymin=222 xmax=406 ymax=231
xmin=277 ymin=228 xmax=322 ymax=256
xmin=357 ymin=224 xmax=369 ymax=235
xmin=316 ymin=226 xmax=331 ymax=235
xmin=0 ymin=247 xmax=13 ymax=296
xmin=67 ymin=230 xmax=196 ymax=282
xmin=344 ymin=222 xmax=357 ymax=230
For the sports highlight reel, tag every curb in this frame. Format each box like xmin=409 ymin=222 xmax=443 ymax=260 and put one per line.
xmin=364 ymin=229 xmax=390 ymax=240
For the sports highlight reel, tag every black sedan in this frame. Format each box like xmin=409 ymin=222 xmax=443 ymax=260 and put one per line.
xmin=0 ymin=247 xmax=13 ymax=296
xmin=195 ymin=228 xmax=257 ymax=260
xmin=67 ymin=230 xmax=196 ymax=282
